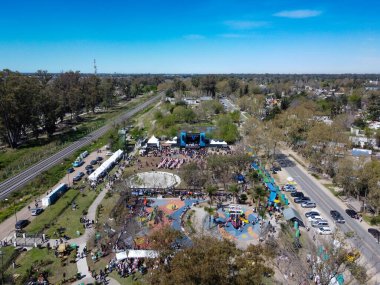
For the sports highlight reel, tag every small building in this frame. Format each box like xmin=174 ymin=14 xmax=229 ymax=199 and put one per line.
xmin=283 ymin=207 xmax=304 ymax=227
xmin=183 ymin=98 xmax=199 ymax=105
xmin=351 ymin=148 xmax=372 ymax=157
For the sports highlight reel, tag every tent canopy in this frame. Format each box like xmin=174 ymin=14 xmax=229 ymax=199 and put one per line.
xmin=116 ymin=250 xmax=159 ymax=261
xmin=88 ymin=149 xmax=123 ymax=182
xmin=209 ymin=139 xmax=227 ymax=146
xmin=283 ymin=207 xmax=304 ymax=227
xmin=147 ymin=135 xmax=160 ymax=146
xmin=269 ymin=191 xmax=277 ymax=202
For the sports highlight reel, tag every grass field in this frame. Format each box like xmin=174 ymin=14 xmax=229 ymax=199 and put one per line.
xmin=45 ymin=189 xmax=99 ymax=238
xmin=25 ymin=188 xmax=98 ymax=237
xmin=25 ymin=189 xmax=79 ymax=234
xmin=0 ymin=246 xmax=17 ymax=272
xmin=6 ymin=247 xmax=77 ymax=285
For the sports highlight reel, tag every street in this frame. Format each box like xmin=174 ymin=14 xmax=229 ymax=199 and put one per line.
xmin=280 ymin=153 xmax=380 ymax=281
xmin=0 ymin=93 xmax=162 ymax=200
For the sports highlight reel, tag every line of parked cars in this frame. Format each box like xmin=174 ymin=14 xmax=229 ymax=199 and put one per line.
xmin=69 ymin=156 xmax=103 ymax=183
xmin=283 ymin=184 xmax=334 ymax=234
xmin=305 ymin=210 xmax=333 ymax=235
xmin=283 ymin=184 xmax=317 ymax=208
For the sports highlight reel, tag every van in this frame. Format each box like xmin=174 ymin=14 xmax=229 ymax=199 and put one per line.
xmin=311 ymin=220 xmax=329 ymax=228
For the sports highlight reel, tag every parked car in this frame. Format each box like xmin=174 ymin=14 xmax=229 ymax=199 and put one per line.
xmin=307 ymin=214 xmax=323 ymax=222
xmin=73 ymin=176 xmax=81 ymax=182
xmin=96 ymin=156 xmax=103 ymax=162
xmin=345 ymin=209 xmax=359 ymax=219
xmin=302 ymin=201 xmax=316 ymax=208
xmin=67 ymin=167 xmax=75 ymax=173
xmin=330 ymin=210 xmax=345 ymax=223
xmin=78 ymin=172 xmax=85 ymax=177
xmin=291 ymin=191 xmax=304 ymax=198
xmin=106 ymin=151 xmax=113 ymax=156
xmin=85 ymin=165 xmax=93 ymax=170
xmin=72 ymin=160 xmax=84 ymax=167
xmin=305 ymin=210 xmax=320 ymax=218
xmin=284 ymin=185 xmax=296 ymax=192
xmin=311 ymin=220 xmax=329 ymax=228
xmin=15 ymin=219 xmax=29 ymax=230
xmin=31 ymin=208 xmax=43 ymax=216
xmin=86 ymin=169 xmax=94 ymax=175
xmin=294 ymin=197 xmax=310 ymax=203
xmin=318 ymin=227 xmax=333 ymax=235
xmin=90 ymin=160 xmax=98 ymax=165
xmin=368 ymin=228 xmax=380 ymax=240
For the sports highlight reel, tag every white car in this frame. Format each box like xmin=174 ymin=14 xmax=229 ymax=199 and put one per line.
xmin=318 ymin=227 xmax=333 ymax=235
xmin=106 ymin=151 xmax=113 ymax=156
xmin=307 ymin=215 xmax=323 ymax=222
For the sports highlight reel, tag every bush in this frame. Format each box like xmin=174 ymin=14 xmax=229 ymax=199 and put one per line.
xmin=240 ymin=194 xmax=248 ymax=204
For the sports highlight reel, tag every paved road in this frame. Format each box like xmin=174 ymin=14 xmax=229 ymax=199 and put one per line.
xmin=281 ymin=153 xmax=380 ymax=277
xmin=0 ymin=93 xmax=162 ymax=200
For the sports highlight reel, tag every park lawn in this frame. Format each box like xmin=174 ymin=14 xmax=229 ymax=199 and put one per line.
xmin=44 ymin=189 xmax=99 ymax=238
xmin=0 ymin=246 xmax=16 ymax=272
xmin=25 ymin=189 xmax=79 ymax=234
xmin=6 ymin=247 xmax=77 ymax=285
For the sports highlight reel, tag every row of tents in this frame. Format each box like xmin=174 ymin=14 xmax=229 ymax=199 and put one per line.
xmin=88 ymin=149 xmax=124 ymax=182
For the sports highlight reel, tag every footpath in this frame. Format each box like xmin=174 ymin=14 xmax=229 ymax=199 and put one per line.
xmin=68 ymin=186 xmax=119 ymax=285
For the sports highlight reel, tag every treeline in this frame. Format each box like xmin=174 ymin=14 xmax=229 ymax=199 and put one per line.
xmin=0 ymin=70 xmax=163 ymax=148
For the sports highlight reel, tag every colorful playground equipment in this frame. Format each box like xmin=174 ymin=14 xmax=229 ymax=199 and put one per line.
xmin=225 ymin=204 xmax=244 ymax=216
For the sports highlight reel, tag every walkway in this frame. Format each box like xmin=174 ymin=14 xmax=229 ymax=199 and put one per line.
xmin=69 ymin=186 xmax=121 ymax=285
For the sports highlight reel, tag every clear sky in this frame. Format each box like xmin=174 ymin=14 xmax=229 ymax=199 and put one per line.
xmin=1 ymin=0 xmax=379 ymax=73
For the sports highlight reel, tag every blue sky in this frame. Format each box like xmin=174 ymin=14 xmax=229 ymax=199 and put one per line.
xmin=0 ymin=0 xmax=379 ymax=73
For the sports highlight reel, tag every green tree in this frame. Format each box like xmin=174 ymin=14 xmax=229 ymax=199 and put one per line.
xmin=148 ymin=236 xmax=273 ymax=285
xmin=367 ymin=92 xmax=380 ymax=120
xmin=215 ymin=115 xmax=239 ymax=143
xmin=205 ymin=184 xmax=218 ymax=205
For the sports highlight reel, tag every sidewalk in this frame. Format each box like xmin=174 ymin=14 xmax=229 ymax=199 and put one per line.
xmin=69 ymin=185 xmax=121 ymax=285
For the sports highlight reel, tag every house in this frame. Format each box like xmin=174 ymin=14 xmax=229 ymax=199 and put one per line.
xmin=368 ymin=121 xmax=380 ymax=130
xmin=183 ymin=98 xmax=199 ymax=106
xmin=350 ymin=136 xmax=377 ymax=148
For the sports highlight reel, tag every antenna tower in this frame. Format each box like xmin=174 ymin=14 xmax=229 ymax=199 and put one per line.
xmin=93 ymin=59 xmax=97 ymax=75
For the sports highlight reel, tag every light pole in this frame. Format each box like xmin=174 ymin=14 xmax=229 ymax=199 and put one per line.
xmin=5 ymin=199 xmax=17 ymax=223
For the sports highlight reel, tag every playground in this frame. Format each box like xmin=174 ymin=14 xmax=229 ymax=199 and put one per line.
xmin=209 ymin=204 xmax=269 ymax=245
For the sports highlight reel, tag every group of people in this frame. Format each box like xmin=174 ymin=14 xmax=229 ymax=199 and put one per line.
xmin=90 ymin=257 xmax=147 ymax=280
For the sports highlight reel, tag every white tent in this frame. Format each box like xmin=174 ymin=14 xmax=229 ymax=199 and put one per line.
xmin=147 ymin=135 xmax=160 ymax=147
xmin=116 ymin=250 xmax=159 ymax=261
xmin=209 ymin=139 xmax=228 ymax=147
xmin=88 ymin=149 xmax=124 ymax=182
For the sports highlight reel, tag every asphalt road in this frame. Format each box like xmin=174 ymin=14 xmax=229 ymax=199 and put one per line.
xmin=281 ymin=154 xmax=380 ymax=276
xmin=0 ymin=93 xmax=162 ymax=200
